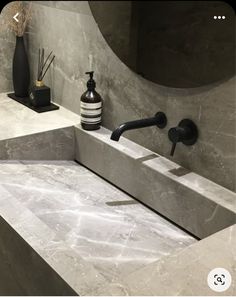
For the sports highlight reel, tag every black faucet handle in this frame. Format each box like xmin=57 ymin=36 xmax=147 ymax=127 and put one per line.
xmin=168 ymin=126 xmax=184 ymax=156
xmin=168 ymin=119 xmax=198 ymax=156
xmin=168 ymin=126 xmax=185 ymax=143
xmin=170 ymin=142 xmax=177 ymax=156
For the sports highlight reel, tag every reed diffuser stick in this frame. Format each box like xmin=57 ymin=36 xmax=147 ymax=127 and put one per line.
xmin=40 ymin=55 xmax=55 ymax=81
xmin=38 ymin=51 xmax=53 ymax=80
xmin=41 ymin=48 xmax=44 ymax=76
xmin=37 ymin=48 xmax=41 ymax=80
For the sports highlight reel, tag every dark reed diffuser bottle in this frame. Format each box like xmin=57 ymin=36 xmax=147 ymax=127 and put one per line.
xmin=29 ymin=80 xmax=51 ymax=108
xmin=29 ymin=48 xmax=55 ymax=108
xmin=80 ymin=71 xmax=103 ymax=130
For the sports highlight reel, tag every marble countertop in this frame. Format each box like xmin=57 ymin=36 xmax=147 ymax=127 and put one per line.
xmin=0 ymin=93 xmax=80 ymax=141
xmin=0 ymin=160 xmax=196 ymax=295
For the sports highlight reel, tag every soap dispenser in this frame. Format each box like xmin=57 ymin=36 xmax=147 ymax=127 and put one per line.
xmin=80 ymin=71 xmax=103 ymax=130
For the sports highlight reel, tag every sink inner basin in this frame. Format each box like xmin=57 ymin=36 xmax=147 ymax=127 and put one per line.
xmin=0 ymin=160 xmax=196 ymax=283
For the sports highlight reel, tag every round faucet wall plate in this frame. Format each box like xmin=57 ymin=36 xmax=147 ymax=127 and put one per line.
xmin=155 ymin=112 xmax=167 ymax=129
xmin=179 ymin=119 xmax=198 ymax=145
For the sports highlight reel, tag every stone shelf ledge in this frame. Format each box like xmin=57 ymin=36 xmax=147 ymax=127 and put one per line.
xmin=0 ymin=93 xmax=80 ymax=160
xmin=0 ymin=93 xmax=80 ymax=141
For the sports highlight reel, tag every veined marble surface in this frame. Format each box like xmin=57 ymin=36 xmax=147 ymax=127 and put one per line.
xmin=0 ymin=160 xmax=196 ymax=290
xmin=0 ymin=215 xmax=77 ymax=296
xmin=75 ymin=125 xmax=236 ymax=239
xmin=98 ymin=224 xmax=236 ymax=296
xmin=0 ymin=127 xmax=75 ymax=160
xmin=0 ymin=93 xmax=80 ymax=141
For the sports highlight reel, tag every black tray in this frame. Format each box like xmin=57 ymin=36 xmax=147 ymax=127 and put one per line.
xmin=7 ymin=93 xmax=59 ymax=113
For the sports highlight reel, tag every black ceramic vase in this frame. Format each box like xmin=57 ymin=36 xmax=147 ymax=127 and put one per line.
xmin=13 ymin=36 xmax=30 ymax=97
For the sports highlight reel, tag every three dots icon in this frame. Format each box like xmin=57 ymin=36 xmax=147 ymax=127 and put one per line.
xmin=214 ymin=16 xmax=226 ymax=19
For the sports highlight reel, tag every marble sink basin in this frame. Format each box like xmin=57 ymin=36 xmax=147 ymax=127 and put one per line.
xmin=0 ymin=93 xmax=235 ymax=295
xmin=0 ymin=161 xmax=196 ymax=295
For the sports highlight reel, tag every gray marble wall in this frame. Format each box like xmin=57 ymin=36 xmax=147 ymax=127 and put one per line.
xmin=2 ymin=1 xmax=236 ymax=191
xmin=0 ymin=21 xmax=14 ymax=92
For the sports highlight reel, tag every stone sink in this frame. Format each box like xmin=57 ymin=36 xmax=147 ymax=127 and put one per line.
xmin=0 ymin=93 xmax=235 ymax=296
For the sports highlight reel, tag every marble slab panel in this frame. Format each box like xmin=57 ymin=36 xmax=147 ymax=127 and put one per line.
xmin=0 ymin=160 xmax=196 ymax=293
xmin=97 ymin=224 xmax=236 ymax=296
xmin=0 ymin=185 xmax=107 ymax=295
xmin=75 ymin=125 xmax=236 ymax=239
xmin=0 ymin=16 xmax=15 ymax=93
xmin=0 ymin=127 xmax=75 ymax=160
xmin=0 ymin=215 xmax=77 ymax=296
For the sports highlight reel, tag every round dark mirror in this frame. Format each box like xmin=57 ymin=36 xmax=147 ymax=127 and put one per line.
xmin=89 ymin=1 xmax=235 ymax=88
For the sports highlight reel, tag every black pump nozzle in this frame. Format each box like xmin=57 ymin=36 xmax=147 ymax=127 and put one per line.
xmin=85 ymin=71 xmax=94 ymax=79
xmin=85 ymin=71 xmax=96 ymax=90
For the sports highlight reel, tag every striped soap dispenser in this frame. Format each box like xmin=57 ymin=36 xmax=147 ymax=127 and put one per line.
xmin=80 ymin=71 xmax=103 ymax=130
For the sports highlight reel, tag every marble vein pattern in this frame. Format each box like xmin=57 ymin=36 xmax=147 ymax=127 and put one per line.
xmin=25 ymin=1 xmax=236 ymax=191
xmin=98 ymin=224 xmax=236 ymax=296
xmin=0 ymin=186 xmax=105 ymax=295
xmin=0 ymin=160 xmax=196 ymax=290
xmin=0 ymin=215 xmax=77 ymax=296
xmin=75 ymin=125 xmax=236 ymax=239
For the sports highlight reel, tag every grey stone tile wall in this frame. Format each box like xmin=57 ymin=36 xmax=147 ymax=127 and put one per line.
xmin=0 ymin=28 xmax=14 ymax=92
xmin=1 ymin=1 xmax=235 ymax=191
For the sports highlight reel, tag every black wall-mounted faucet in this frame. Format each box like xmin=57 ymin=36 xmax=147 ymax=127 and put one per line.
xmin=110 ymin=112 xmax=167 ymax=141
xmin=168 ymin=119 xmax=198 ymax=156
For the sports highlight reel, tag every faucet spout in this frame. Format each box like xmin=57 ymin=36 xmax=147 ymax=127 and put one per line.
xmin=110 ymin=123 xmax=128 ymax=141
xmin=110 ymin=112 xmax=167 ymax=141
